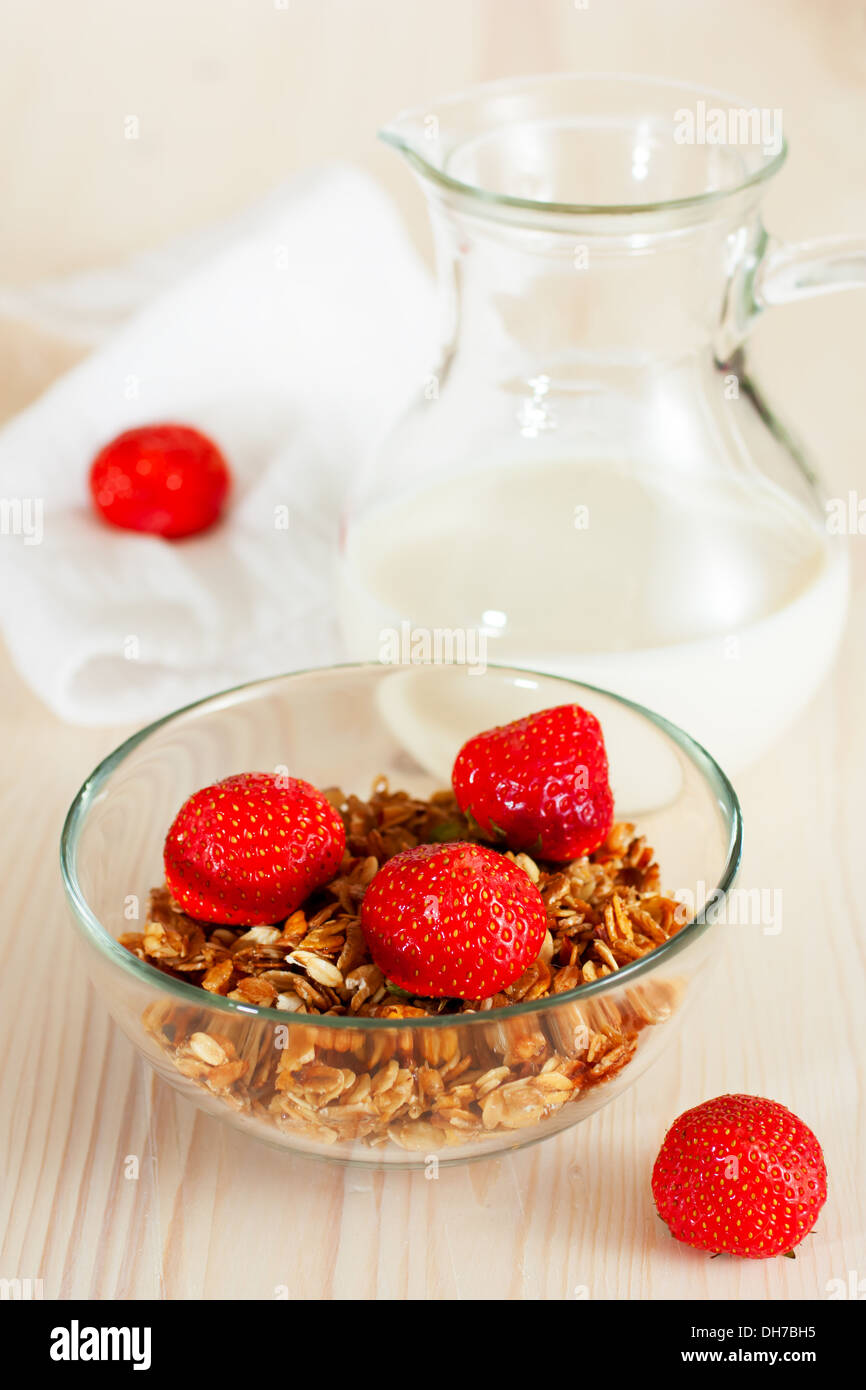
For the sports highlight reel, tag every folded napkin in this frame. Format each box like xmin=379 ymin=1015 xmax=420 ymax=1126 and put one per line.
xmin=0 ymin=167 xmax=436 ymax=725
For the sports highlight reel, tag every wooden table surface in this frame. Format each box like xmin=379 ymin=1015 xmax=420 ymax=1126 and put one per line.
xmin=1 ymin=0 xmax=865 ymax=1302
xmin=1 ymin=612 xmax=864 ymax=1301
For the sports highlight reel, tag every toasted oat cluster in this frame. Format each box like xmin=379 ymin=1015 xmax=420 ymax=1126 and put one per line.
xmin=122 ymin=781 xmax=685 ymax=1151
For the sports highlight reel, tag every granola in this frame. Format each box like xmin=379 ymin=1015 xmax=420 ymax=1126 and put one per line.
xmin=122 ymin=781 xmax=686 ymax=1153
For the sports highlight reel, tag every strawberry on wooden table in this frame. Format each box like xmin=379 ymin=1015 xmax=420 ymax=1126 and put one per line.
xmin=452 ymin=703 xmax=614 ymax=862
xmin=89 ymin=423 xmax=231 ymax=539
xmin=164 ymin=772 xmax=345 ymax=926
xmin=652 ymin=1094 xmax=827 ymax=1259
xmin=360 ymin=841 xmax=547 ymax=999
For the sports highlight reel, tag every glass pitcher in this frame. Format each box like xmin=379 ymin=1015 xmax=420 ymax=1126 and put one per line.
xmin=338 ymin=76 xmax=862 ymax=771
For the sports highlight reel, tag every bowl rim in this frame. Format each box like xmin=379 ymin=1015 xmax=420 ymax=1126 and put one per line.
xmin=60 ymin=661 xmax=743 ymax=1032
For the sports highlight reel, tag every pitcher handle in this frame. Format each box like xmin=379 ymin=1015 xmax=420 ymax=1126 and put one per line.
xmin=754 ymin=233 xmax=866 ymax=308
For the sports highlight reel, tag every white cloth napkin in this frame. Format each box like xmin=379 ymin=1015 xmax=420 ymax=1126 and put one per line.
xmin=0 ymin=167 xmax=436 ymax=725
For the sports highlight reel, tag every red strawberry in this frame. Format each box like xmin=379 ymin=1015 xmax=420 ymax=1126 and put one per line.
xmin=652 ymin=1094 xmax=827 ymax=1259
xmin=90 ymin=423 xmax=231 ymax=539
xmin=452 ymin=704 xmax=614 ymax=862
xmin=360 ymin=841 xmax=547 ymax=999
xmin=164 ymin=772 xmax=345 ymax=925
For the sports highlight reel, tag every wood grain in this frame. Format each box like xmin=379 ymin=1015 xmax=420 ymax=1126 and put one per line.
xmin=1 ymin=558 xmax=863 ymax=1301
xmin=0 ymin=0 xmax=864 ymax=1301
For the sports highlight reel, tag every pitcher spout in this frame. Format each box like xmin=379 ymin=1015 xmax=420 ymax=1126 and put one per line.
xmin=380 ymin=74 xmax=786 ymax=226
xmin=379 ymin=103 xmax=449 ymax=182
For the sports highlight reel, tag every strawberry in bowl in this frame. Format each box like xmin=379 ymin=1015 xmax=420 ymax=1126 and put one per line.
xmin=359 ymin=841 xmax=547 ymax=998
xmin=452 ymin=704 xmax=614 ymax=862
xmin=164 ymin=772 xmax=345 ymax=925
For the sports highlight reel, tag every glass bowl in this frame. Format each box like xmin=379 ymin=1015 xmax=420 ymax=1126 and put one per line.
xmin=61 ymin=663 xmax=741 ymax=1168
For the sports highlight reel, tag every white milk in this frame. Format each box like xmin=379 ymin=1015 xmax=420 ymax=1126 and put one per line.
xmin=339 ymin=459 xmax=848 ymax=771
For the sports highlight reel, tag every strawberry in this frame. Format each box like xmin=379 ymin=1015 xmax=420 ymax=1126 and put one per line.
xmin=89 ymin=423 xmax=231 ymax=539
xmin=452 ymin=704 xmax=614 ymax=862
xmin=164 ymin=772 xmax=345 ymax=925
xmin=652 ymin=1094 xmax=827 ymax=1259
xmin=360 ymin=841 xmax=547 ymax=998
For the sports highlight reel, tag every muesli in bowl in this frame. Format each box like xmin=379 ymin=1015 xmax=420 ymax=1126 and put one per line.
xmin=61 ymin=664 xmax=741 ymax=1167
